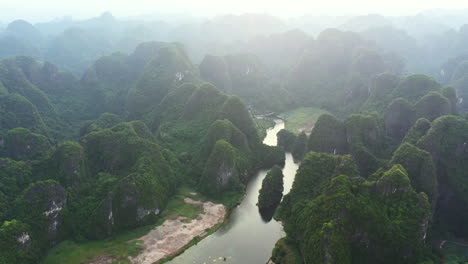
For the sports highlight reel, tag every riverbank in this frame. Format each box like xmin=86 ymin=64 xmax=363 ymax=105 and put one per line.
xmin=41 ymin=188 xmax=227 ymax=264
xmin=166 ymin=119 xmax=300 ymax=264
xmin=130 ymin=198 xmax=226 ymax=264
xmin=43 ymin=120 xmax=288 ymax=264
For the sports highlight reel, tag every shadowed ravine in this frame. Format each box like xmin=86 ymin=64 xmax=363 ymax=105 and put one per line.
xmin=168 ymin=119 xmax=299 ymax=264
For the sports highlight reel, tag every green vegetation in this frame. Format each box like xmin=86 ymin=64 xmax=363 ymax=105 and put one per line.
xmin=390 ymin=143 xmax=438 ymax=204
xmin=79 ymin=113 xmax=123 ymax=136
xmin=0 ymin=220 xmax=38 ymax=264
xmin=255 ymin=118 xmax=275 ymax=140
xmin=258 ymin=165 xmax=284 ymax=212
xmin=3 ymin=127 xmax=51 ymax=161
xmin=277 ymin=129 xmax=297 ymax=152
xmin=279 ymin=107 xmax=329 ymax=134
xmin=277 ymin=152 xmax=358 ymax=219
xmin=220 ymin=95 xmax=258 ymax=143
xmin=2 ymin=14 xmax=468 ymax=264
xmin=199 ymin=140 xmax=244 ymax=197
xmin=0 ymin=93 xmax=48 ymax=135
xmin=270 ymin=237 xmax=303 ymax=264
xmin=308 ymin=113 xmax=348 ymax=155
xmin=127 ymin=45 xmax=197 ymax=119
xmin=159 ymin=188 xmax=204 ymax=221
xmin=414 ymin=92 xmax=452 ymax=121
xmin=384 ymin=98 xmax=415 ymax=141
xmin=280 ymin=158 xmax=432 ymax=264
xmin=308 ymin=113 xmax=385 ymax=176
xmin=417 ymin=116 xmax=468 ymax=238
xmin=42 ymin=187 xmax=204 ymax=264
xmin=402 ymin=118 xmax=431 ymax=145
xmin=291 ymin=132 xmax=307 ymax=161
xmin=202 ymin=119 xmax=249 ymax=157
xmin=392 ymin=74 xmax=441 ymax=103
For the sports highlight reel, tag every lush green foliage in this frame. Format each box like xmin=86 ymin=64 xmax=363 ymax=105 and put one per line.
xmin=79 ymin=113 xmax=123 ymax=136
xmin=0 ymin=220 xmax=38 ymax=264
xmin=2 ymin=16 xmax=468 ymax=263
xmin=0 ymin=93 xmax=48 ymax=135
xmin=127 ymin=44 xmax=197 ymax=119
xmin=270 ymin=237 xmax=303 ymax=264
xmin=3 ymin=127 xmax=51 ymax=160
xmin=41 ymin=188 xmax=200 ymax=264
xmin=198 ymin=140 xmax=244 ymax=197
xmin=417 ymin=116 xmax=468 ymax=238
xmin=220 ymin=95 xmax=258 ymax=143
xmin=414 ymin=92 xmax=452 ymax=121
xmin=258 ymin=165 xmax=284 ymax=211
xmin=280 ymin=158 xmax=432 ymax=264
xmin=308 ymin=113 xmax=348 ymax=154
xmin=278 ymin=152 xmax=358 ymax=219
xmin=202 ymin=119 xmax=250 ymax=157
xmin=402 ymin=118 xmax=431 ymax=145
xmin=277 ymin=129 xmax=297 ymax=152
xmin=392 ymin=74 xmax=441 ymax=104
xmin=390 ymin=143 xmax=438 ymax=204
xmin=254 ymin=118 xmax=275 ymax=140
xmin=0 ymin=158 xmax=32 ymax=220
xmin=308 ymin=113 xmax=385 ymax=176
xmin=291 ymin=132 xmax=308 ymax=161
xmin=384 ymin=98 xmax=415 ymax=141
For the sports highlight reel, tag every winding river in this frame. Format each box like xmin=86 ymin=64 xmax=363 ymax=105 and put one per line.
xmin=168 ymin=119 xmax=300 ymax=264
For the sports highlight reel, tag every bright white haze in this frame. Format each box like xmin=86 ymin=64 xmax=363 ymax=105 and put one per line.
xmin=1 ymin=0 xmax=468 ymax=22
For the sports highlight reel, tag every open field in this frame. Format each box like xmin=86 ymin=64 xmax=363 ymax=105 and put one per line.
xmin=279 ymin=107 xmax=329 ymax=134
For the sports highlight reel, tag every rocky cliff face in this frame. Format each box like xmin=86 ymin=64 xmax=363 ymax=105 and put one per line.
xmin=21 ymin=180 xmax=67 ymax=244
xmin=199 ymin=140 xmax=243 ymax=197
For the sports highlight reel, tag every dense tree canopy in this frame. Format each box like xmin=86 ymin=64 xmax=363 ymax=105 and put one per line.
xmin=2 ymin=11 xmax=468 ymax=264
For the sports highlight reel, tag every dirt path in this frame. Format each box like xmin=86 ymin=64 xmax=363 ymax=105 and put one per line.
xmin=130 ymin=198 xmax=226 ymax=264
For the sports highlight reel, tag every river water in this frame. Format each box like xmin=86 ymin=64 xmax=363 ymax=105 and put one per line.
xmin=168 ymin=119 xmax=300 ymax=264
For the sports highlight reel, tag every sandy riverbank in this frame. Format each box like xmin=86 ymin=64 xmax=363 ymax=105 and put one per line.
xmin=130 ymin=198 xmax=226 ymax=264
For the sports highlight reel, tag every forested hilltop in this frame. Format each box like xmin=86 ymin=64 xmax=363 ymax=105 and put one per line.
xmin=0 ymin=41 xmax=285 ymax=263
xmin=1 ymin=9 xmax=468 ymax=264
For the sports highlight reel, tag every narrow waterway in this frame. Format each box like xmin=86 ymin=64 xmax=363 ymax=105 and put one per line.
xmin=168 ymin=119 xmax=300 ymax=264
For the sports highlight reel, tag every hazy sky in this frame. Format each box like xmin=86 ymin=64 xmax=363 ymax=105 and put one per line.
xmin=1 ymin=0 xmax=468 ymax=23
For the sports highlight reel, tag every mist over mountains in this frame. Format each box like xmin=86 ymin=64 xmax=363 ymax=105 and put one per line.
xmin=2 ymin=6 xmax=468 ymax=264
xmin=2 ymin=9 xmax=468 ymax=76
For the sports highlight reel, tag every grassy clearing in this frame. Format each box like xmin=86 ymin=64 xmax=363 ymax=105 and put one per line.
xmin=41 ymin=227 xmax=150 ymax=264
xmin=159 ymin=187 xmax=205 ymax=221
xmin=279 ymin=107 xmax=329 ymax=134
xmin=42 ymin=186 xmax=205 ymax=264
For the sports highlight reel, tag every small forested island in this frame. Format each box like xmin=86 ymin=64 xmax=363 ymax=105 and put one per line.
xmin=258 ymin=165 xmax=284 ymax=219
xmin=1 ymin=5 xmax=468 ymax=264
